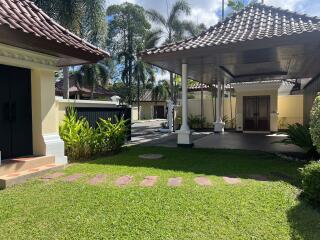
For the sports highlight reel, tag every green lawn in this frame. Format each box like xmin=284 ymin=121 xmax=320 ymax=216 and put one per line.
xmin=1 ymin=147 xmax=320 ymax=239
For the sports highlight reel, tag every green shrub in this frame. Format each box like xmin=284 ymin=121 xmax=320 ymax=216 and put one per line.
xmin=59 ymin=108 xmax=94 ymax=161
xmin=97 ymin=117 xmax=128 ymax=152
xmin=59 ymin=107 xmax=128 ymax=161
xmin=310 ymin=93 xmax=320 ymax=153
xmin=300 ymin=161 xmax=320 ymax=206
xmin=277 ymin=123 xmax=318 ymax=159
xmin=188 ymin=115 xmax=206 ymax=129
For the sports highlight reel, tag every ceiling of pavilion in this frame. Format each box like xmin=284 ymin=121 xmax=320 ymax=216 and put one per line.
xmin=141 ymin=3 xmax=320 ymax=84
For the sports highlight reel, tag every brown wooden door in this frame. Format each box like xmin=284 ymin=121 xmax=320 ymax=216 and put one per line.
xmin=154 ymin=105 xmax=165 ymax=119
xmin=244 ymin=96 xmax=270 ymax=131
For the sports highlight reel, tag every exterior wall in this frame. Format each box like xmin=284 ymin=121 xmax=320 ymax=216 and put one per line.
xmin=131 ymin=107 xmax=139 ymax=122
xmin=0 ymin=43 xmax=67 ymax=164
xmin=303 ymin=75 xmax=320 ymax=125
xmin=132 ymin=102 xmax=167 ymax=120
xmin=278 ymin=95 xmax=304 ymax=128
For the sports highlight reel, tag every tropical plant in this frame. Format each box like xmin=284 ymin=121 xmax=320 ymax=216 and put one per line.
xmin=188 ymin=115 xmax=206 ymax=129
xmin=227 ymin=0 xmax=258 ymax=13
xmin=152 ymin=80 xmax=170 ymax=102
xmin=300 ymin=161 xmax=320 ymax=207
xmin=97 ymin=117 xmax=128 ymax=152
xmin=276 ymin=123 xmax=318 ymax=159
xmin=32 ymin=0 xmax=107 ymax=99
xmin=59 ymin=107 xmax=128 ymax=161
xmin=147 ymin=0 xmax=201 ymax=102
xmin=310 ymin=93 xmax=320 ymax=153
xmin=107 ymin=3 xmax=151 ymax=104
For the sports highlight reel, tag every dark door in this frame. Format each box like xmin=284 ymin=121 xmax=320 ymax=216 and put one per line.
xmin=0 ymin=65 xmax=33 ymax=159
xmin=154 ymin=105 xmax=165 ymax=119
xmin=244 ymin=96 xmax=270 ymax=131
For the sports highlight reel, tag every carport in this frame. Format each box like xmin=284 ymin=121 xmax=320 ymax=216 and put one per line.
xmin=141 ymin=3 xmax=320 ymax=147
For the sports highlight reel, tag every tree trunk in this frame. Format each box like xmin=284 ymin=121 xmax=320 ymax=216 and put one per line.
xmin=63 ymin=67 xmax=69 ymax=99
xmin=137 ymin=77 xmax=140 ymax=120
xmin=91 ymin=81 xmax=95 ymax=100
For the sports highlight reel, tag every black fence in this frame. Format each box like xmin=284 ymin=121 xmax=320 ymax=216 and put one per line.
xmin=75 ymin=106 xmax=132 ymax=140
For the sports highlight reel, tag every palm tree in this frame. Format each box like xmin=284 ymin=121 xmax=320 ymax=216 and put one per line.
xmin=32 ymin=0 xmax=107 ymax=99
xmin=147 ymin=0 xmax=192 ymax=103
xmin=152 ymin=80 xmax=170 ymax=102
xmin=227 ymin=0 xmax=258 ymax=13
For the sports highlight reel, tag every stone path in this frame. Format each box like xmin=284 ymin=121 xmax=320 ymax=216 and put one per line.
xmin=194 ymin=177 xmax=212 ymax=186
xmin=40 ymin=173 xmax=271 ymax=187
xmin=140 ymin=176 xmax=158 ymax=187
xmin=64 ymin=173 xmax=84 ymax=182
xmin=223 ymin=176 xmax=241 ymax=185
xmin=115 ymin=176 xmax=133 ymax=186
xmin=168 ymin=177 xmax=182 ymax=187
xmin=88 ymin=174 xmax=107 ymax=185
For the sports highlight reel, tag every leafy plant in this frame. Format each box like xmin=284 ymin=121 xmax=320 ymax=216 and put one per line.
xmin=276 ymin=123 xmax=318 ymax=159
xmin=300 ymin=161 xmax=320 ymax=207
xmin=188 ymin=115 xmax=206 ymax=129
xmin=59 ymin=107 xmax=128 ymax=161
xmin=310 ymin=93 xmax=320 ymax=153
xmin=97 ymin=117 xmax=128 ymax=152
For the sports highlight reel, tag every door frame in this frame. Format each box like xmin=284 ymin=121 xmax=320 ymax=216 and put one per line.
xmin=243 ymin=95 xmax=270 ymax=132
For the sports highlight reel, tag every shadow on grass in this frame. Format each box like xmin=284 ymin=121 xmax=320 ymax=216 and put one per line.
xmin=287 ymin=201 xmax=320 ymax=240
xmin=89 ymin=146 xmax=304 ymax=186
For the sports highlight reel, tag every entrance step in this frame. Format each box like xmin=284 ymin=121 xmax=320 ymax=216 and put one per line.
xmin=0 ymin=163 xmax=66 ymax=189
xmin=0 ymin=156 xmax=55 ymax=176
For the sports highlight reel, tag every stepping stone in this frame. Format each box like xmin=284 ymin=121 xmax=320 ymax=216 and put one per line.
xmin=195 ymin=177 xmax=212 ymax=186
xmin=168 ymin=177 xmax=182 ymax=187
xmin=88 ymin=174 xmax=107 ymax=185
xmin=64 ymin=173 xmax=84 ymax=182
xmin=223 ymin=176 xmax=241 ymax=185
xmin=139 ymin=154 xmax=163 ymax=160
xmin=140 ymin=176 xmax=158 ymax=187
xmin=249 ymin=174 xmax=269 ymax=182
xmin=41 ymin=172 xmax=65 ymax=181
xmin=115 ymin=176 xmax=133 ymax=186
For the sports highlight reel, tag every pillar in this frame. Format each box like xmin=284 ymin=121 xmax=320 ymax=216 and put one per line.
xmin=214 ymin=77 xmax=225 ymax=133
xmin=177 ymin=62 xmax=193 ymax=146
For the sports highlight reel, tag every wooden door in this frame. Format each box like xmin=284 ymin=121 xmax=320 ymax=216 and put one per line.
xmin=0 ymin=65 xmax=33 ymax=159
xmin=244 ymin=96 xmax=270 ymax=131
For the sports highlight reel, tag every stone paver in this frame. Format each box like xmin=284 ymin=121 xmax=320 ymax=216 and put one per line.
xmin=88 ymin=174 xmax=107 ymax=185
xmin=140 ymin=176 xmax=158 ymax=187
xmin=223 ymin=176 xmax=241 ymax=185
xmin=40 ymin=172 xmax=65 ymax=181
xmin=194 ymin=176 xmax=212 ymax=186
xmin=249 ymin=174 xmax=269 ymax=182
xmin=168 ymin=177 xmax=182 ymax=187
xmin=139 ymin=154 xmax=163 ymax=160
xmin=64 ymin=173 xmax=84 ymax=182
xmin=116 ymin=176 xmax=133 ymax=186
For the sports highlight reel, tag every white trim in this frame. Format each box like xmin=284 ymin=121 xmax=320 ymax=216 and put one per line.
xmin=43 ymin=133 xmax=68 ymax=164
xmin=233 ymin=82 xmax=282 ymax=92
xmin=0 ymin=43 xmax=59 ymax=70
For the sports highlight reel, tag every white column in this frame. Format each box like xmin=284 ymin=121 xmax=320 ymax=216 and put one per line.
xmin=177 ymin=62 xmax=193 ymax=146
xmin=214 ymin=77 xmax=225 ymax=133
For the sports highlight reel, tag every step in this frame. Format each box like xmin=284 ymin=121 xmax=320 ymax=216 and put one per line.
xmin=0 ymin=163 xmax=66 ymax=189
xmin=0 ymin=156 xmax=55 ymax=176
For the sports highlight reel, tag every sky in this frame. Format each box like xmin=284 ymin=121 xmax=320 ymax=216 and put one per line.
xmin=105 ymin=0 xmax=320 ymax=28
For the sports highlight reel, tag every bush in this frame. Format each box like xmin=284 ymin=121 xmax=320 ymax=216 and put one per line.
xmin=59 ymin=107 xmax=128 ymax=161
xmin=188 ymin=115 xmax=206 ymax=129
xmin=277 ymin=123 xmax=318 ymax=159
xmin=310 ymin=93 xmax=320 ymax=153
xmin=300 ymin=161 xmax=320 ymax=206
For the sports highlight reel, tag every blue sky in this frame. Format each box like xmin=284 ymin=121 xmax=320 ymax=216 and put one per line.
xmin=106 ymin=0 xmax=320 ymax=28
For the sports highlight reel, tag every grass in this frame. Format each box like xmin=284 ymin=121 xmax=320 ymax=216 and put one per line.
xmin=0 ymin=146 xmax=320 ymax=239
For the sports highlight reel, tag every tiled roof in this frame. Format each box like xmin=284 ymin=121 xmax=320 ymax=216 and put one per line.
xmin=0 ymin=0 xmax=110 ymax=59
xmin=141 ymin=3 xmax=320 ymax=56
xmin=55 ymin=75 xmax=115 ymax=98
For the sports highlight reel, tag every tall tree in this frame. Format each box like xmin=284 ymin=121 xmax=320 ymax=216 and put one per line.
xmin=32 ymin=0 xmax=107 ymax=99
xmin=147 ymin=0 xmax=193 ymax=102
xmin=107 ymin=3 xmax=151 ymax=104
xmin=227 ymin=0 xmax=258 ymax=13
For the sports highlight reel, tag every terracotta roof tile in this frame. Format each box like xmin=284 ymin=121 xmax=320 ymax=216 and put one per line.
xmin=0 ymin=0 xmax=110 ymax=59
xmin=141 ymin=3 xmax=320 ymax=56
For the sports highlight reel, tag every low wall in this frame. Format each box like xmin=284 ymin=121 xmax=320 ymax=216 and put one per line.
xmin=55 ymin=97 xmax=118 ymax=123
